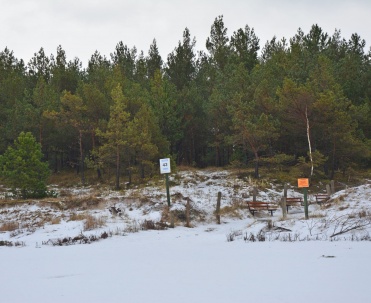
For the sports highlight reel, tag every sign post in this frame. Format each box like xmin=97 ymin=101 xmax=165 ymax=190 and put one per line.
xmin=159 ymin=158 xmax=171 ymax=207
xmin=298 ymin=178 xmax=309 ymax=219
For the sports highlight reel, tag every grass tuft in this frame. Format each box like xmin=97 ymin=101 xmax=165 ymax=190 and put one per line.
xmin=83 ymin=215 xmax=106 ymax=231
xmin=0 ymin=221 xmax=19 ymax=232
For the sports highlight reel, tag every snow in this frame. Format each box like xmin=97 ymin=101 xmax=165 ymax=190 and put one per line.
xmin=1 ymin=169 xmax=371 ymax=303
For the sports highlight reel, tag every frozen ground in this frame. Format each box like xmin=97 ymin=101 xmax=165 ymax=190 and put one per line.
xmin=0 ymin=169 xmax=370 ymax=303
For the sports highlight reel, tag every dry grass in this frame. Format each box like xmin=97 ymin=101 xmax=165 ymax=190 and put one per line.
xmin=51 ymin=217 xmax=61 ymax=224
xmin=160 ymin=206 xmax=171 ymax=224
xmin=348 ymin=210 xmax=370 ymax=219
xmin=61 ymin=193 xmax=103 ymax=209
xmin=124 ymin=220 xmax=140 ymax=233
xmin=357 ymin=210 xmax=369 ymax=218
xmin=48 ymin=171 xmax=82 ymax=187
xmin=83 ymin=214 xmax=106 ymax=231
xmin=333 ymin=195 xmax=345 ymax=204
xmin=218 ymin=199 xmax=246 ymax=219
xmin=0 ymin=221 xmax=19 ymax=232
xmin=58 ymin=189 xmax=73 ymax=198
xmin=69 ymin=212 xmax=88 ymax=221
xmin=309 ymin=212 xmax=326 ymax=218
xmin=338 ymin=204 xmax=350 ymax=211
xmin=69 ymin=211 xmax=108 ymax=230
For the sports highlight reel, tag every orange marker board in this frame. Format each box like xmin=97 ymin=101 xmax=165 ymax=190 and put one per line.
xmin=298 ymin=178 xmax=309 ymax=188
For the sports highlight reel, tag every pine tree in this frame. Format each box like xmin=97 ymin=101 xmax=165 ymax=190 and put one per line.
xmin=96 ymin=84 xmax=130 ymax=189
xmin=147 ymin=39 xmax=163 ymax=79
xmin=126 ymin=105 xmax=159 ymax=179
xmin=206 ymin=15 xmax=230 ymax=70
xmin=44 ymin=91 xmax=89 ymax=184
xmin=166 ymin=28 xmax=196 ymax=90
xmin=0 ymin=132 xmax=50 ymax=198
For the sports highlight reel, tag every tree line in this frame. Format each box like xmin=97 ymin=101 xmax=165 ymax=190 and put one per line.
xmin=0 ymin=16 xmax=370 ymax=186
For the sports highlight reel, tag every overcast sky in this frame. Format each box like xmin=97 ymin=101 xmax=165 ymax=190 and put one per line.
xmin=2 ymin=0 xmax=371 ymax=67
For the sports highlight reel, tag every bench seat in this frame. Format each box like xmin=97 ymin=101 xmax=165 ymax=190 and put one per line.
xmin=315 ymin=193 xmax=330 ymax=205
xmin=247 ymin=201 xmax=278 ymax=216
xmin=285 ymin=197 xmax=303 ymax=212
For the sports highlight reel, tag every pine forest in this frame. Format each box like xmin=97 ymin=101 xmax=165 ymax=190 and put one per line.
xmin=1 ymin=16 xmax=370 ymax=189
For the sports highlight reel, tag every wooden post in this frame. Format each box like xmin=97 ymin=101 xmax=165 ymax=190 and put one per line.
xmin=326 ymin=184 xmax=331 ymax=196
xmin=284 ymin=183 xmax=288 ymax=199
xmin=303 ymin=187 xmax=309 ymax=220
xmin=168 ymin=208 xmax=175 ymax=228
xmin=165 ymin=173 xmax=171 ymax=206
xmin=186 ymin=197 xmax=190 ymax=228
xmin=330 ymin=180 xmax=335 ymax=194
xmin=216 ymin=192 xmax=221 ymax=224
xmin=281 ymin=183 xmax=287 ymax=219
xmin=170 ymin=212 xmax=175 ymax=228
xmin=253 ymin=187 xmax=258 ymax=202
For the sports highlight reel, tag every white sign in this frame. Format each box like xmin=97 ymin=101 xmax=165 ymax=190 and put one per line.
xmin=159 ymin=158 xmax=171 ymax=174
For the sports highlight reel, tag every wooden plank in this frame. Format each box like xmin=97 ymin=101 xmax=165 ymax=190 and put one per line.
xmin=285 ymin=197 xmax=303 ymax=212
xmin=247 ymin=201 xmax=277 ymax=216
xmin=315 ymin=193 xmax=329 ymax=205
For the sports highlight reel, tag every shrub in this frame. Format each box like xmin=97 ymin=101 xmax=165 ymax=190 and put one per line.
xmin=0 ymin=240 xmax=14 ymax=246
xmin=83 ymin=215 xmax=106 ymax=231
xmin=0 ymin=132 xmax=50 ymax=199
xmin=0 ymin=221 xmax=19 ymax=232
xmin=69 ymin=213 xmax=87 ymax=221
xmin=140 ymin=220 xmax=168 ymax=230
xmin=51 ymin=217 xmax=61 ymax=225
xmin=226 ymin=230 xmax=242 ymax=242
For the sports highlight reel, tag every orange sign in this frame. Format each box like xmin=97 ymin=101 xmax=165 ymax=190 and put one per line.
xmin=298 ymin=178 xmax=309 ymax=188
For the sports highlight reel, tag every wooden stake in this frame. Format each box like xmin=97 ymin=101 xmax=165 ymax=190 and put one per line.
xmin=281 ymin=183 xmax=287 ymax=219
xmin=330 ymin=180 xmax=335 ymax=194
xmin=253 ymin=187 xmax=258 ymax=202
xmin=170 ymin=212 xmax=175 ymax=228
xmin=216 ymin=192 xmax=221 ymax=224
xmin=326 ymin=184 xmax=331 ymax=196
xmin=186 ymin=197 xmax=190 ymax=228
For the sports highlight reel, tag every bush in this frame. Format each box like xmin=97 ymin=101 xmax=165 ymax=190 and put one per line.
xmin=83 ymin=215 xmax=106 ymax=231
xmin=0 ymin=132 xmax=50 ymax=199
xmin=0 ymin=221 xmax=19 ymax=232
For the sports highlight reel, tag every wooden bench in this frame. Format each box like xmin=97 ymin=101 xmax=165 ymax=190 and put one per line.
xmin=247 ymin=201 xmax=278 ymax=216
xmin=314 ymin=193 xmax=330 ymax=205
xmin=285 ymin=197 xmax=303 ymax=213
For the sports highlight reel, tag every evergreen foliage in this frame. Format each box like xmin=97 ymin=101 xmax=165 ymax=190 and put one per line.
xmin=96 ymin=84 xmax=131 ymax=189
xmin=0 ymin=18 xmax=370 ymax=183
xmin=0 ymin=132 xmax=50 ymax=198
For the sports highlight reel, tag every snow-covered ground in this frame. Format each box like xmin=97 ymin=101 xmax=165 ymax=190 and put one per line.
xmin=1 ymin=169 xmax=370 ymax=303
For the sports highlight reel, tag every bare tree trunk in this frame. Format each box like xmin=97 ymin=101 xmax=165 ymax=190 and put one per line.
xmin=79 ymin=129 xmax=85 ymax=185
xmin=215 ymin=145 xmax=220 ymax=167
xmin=216 ymin=192 xmax=221 ymax=224
xmin=39 ymin=124 xmax=43 ymax=148
xmin=53 ymin=152 xmax=58 ymax=173
xmin=128 ymin=169 xmax=132 ymax=185
xmin=186 ymin=197 xmax=191 ymax=228
xmin=330 ymin=140 xmax=336 ymax=180
xmin=326 ymin=184 xmax=331 ymax=196
xmin=254 ymin=151 xmax=259 ymax=178
xmin=91 ymin=131 xmax=102 ymax=179
xmin=281 ymin=183 xmax=287 ymax=219
xmin=140 ymin=163 xmax=145 ymax=179
xmin=253 ymin=187 xmax=258 ymax=202
xmin=115 ymin=145 xmax=120 ymax=190
xmin=305 ymin=106 xmax=313 ymax=176
xmin=330 ymin=180 xmax=335 ymax=194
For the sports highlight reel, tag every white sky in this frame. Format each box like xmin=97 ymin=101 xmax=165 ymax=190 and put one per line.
xmin=2 ymin=0 xmax=371 ymax=67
